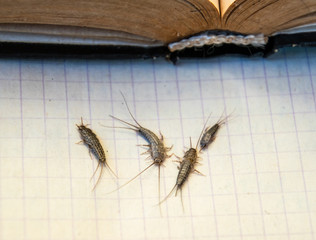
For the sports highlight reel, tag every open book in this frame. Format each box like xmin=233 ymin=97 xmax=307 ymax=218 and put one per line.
xmin=1 ymin=0 xmax=316 ymax=57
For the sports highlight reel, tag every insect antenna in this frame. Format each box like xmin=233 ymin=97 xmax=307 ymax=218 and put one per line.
xmin=218 ymin=109 xmax=235 ymax=126
xmin=106 ymin=162 xmax=155 ymax=195
xmin=109 ymin=115 xmax=139 ymax=130
xmin=99 ymin=122 xmax=137 ymax=132
xmin=76 ymin=117 xmax=86 ymax=128
xmin=120 ymin=91 xmax=142 ymax=128
xmin=79 ymin=117 xmax=90 ymax=127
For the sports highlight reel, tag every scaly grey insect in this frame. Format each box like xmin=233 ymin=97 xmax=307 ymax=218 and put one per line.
xmin=107 ymin=93 xmax=172 ymax=204
xmin=77 ymin=118 xmax=117 ymax=191
xmin=200 ymin=112 xmax=232 ymax=150
xmin=160 ymin=117 xmax=209 ymax=209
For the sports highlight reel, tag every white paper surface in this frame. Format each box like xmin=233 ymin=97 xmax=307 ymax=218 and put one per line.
xmin=0 ymin=47 xmax=315 ymax=240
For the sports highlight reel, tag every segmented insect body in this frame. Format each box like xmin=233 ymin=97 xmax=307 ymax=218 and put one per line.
xmin=77 ymin=118 xmax=117 ymax=191
xmin=110 ymin=103 xmax=169 ymax=166
xmin=160 ymin=115 xmax=212 ymax=208
xmin=137 ymin=126 xmax=167 ymax=164
xmin=200 ymin=113 xmax=231 ymax=150
xmin=175 ymin=148 xmax=197 ymax=194
xmin=159 ymin=142 xmax=199 ymax=209
xmin=77 ymin=123 xmax=105 ymax=162
xmin=107 ymin=93 xmax=172 ymax=201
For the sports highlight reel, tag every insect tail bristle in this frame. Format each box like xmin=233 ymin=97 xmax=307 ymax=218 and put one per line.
xmin=180 ymin=189 xmax=185 ymax=212
xmin=158 ymin=164 xmax=161 ymax=197
xmin=105 ymin=162 xmax=155 ymax=195
xmin=120 ymin=91 xmax=142 ymax=128
xmin=158 ymin=184 xmax=177 ymax=206
xmin=90 ymin=162 xmax=101 ymax=181
xmin=92 ymin=162 xmax=104 ymax=192
xmin=105 ymin=162 xmax=118 ymax=179
xmin=158 ymin=165 xmax=162 ymax=215
xmin=199 ymin=144 xmax=206 ymax=152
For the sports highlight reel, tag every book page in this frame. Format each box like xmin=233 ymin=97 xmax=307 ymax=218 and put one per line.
xmin=209 ymin=0 xmax=220 ymax=13
xmin=222 ymin=0 xmax=316 ymax=35
xmin=0 ymin=47 xmax=315 ymax=240
xmin=0 ymin=0 xmax=221 ymax=43
xmin=220 ymin=0 xmax=235 ymax=16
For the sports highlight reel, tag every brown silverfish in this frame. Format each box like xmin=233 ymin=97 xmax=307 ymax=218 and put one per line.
xmin=159 ymin=117 xmax=210 ymax=209
xmin=200 ymin=111 xmax=233 ymax=151
xmin=77 ymin=118 xmax=117 ymax=191
xmin=106 ymin=93 xmax=173 ymax=205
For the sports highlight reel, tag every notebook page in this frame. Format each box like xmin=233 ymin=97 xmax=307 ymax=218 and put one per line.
xmin=0 ymin=47 xmax=315 ymax=240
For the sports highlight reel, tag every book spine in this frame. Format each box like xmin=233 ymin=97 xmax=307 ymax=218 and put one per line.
xmin=0 ymin=32 xmax=315 ymax=60
xmin=168 ymin=31 xmax=268 ymax=52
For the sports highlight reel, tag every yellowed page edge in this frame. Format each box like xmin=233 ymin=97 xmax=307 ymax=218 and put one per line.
xmin=220 ymin=0 xmax=236 ymax=17
xmin=209 ymin=0 xmax=220 ymax=13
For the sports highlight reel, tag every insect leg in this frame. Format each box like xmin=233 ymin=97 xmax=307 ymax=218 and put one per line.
xmin=173 ymin=159 xmax=182 ymax=164
xmin=136 ymin=144 xmax=150 ymax=147
xmin=173 ymin=154 xmax=182 ymax=160
xmin=144 ymin=155 xmax=152 ymax=161
xmin=140 ymin=149 xmax=151 ymax=155
xmin=140 ymin=152 xmax=150 ymax=155
xmin=193 ymin=169 xmax=206 ymax=176
xmin=166 ymin=153 xmax=176 ymax=159
xmin=165 ymin=145 xmax=173 ymax=151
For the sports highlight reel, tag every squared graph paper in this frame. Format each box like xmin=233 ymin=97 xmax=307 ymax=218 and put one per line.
xmin=0 ymin=47 xmax=315 ymax=240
